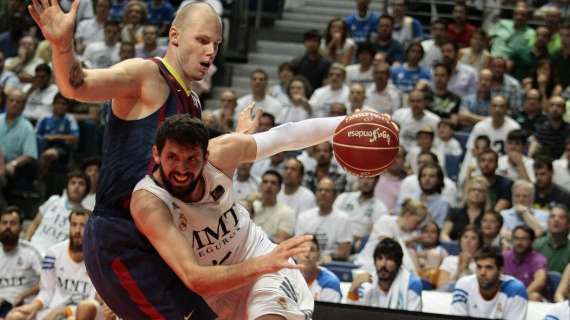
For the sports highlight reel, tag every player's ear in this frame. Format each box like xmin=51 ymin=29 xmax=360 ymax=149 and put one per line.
xmin=152 ymin=145 xmax=160 ymax=164
xmin=169 ymin=26 xmax=179 ymax=46
xmin=204 ymin=150 xmax=209 ymax=161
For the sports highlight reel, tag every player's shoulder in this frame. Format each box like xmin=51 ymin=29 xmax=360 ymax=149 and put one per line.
xmin=455 ymin=274 xmax=477 ymax=289
xmin=407 ymin=272 xmax=423 ymax=295
xmin=318 ymin=267 xmax=341 ymax=289
xmin=500 ymin=275 xmax=528 ymax=299
xmin=45 ymin=240 xmax=69 ymax=259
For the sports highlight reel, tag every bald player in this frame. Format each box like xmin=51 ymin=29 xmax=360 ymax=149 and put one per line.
xmin=27 ymin=1 xmax=301 ymax=319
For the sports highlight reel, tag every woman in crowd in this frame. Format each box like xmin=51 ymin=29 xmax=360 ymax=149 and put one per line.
xmin=480 ymin=210 xmax=505 ymax=248
xmin=523 ymin=60 xmax=563 ymax=111
xmin=121 ymin=1 xmax=147 ymax=43
xmin=458 ymin=29 xmax=491 ymax=72
xmin=276 ymin=75 xmax=313 ymax=124
xmin=321 ymin=17 xmax=355 ymax=66
xmin=410 ymin=221 xmax=449 ymax=289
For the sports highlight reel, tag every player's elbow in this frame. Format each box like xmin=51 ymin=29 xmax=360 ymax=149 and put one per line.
xmin=181 ymin=267 xmax=213 ymax=296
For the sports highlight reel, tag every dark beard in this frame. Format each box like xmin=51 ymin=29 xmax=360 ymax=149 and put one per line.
xmin=0 ymin=231 xmax=19 ymax=247
xmin=158 ymin=165 xmax=202 ymax=198
xmin=69 ymin=237 xmax=83 ymax=253
xmin=377 ymin=267 xmax=398 ymax=283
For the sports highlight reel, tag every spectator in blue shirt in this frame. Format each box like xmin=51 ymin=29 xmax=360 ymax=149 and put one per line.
xmin=345 ymin=0 xmax=380 ymax=45
xmin=390 ymin=41 xmax=431 ymax=93
xmin=109 ymin=0 xmax=128 ymax=21
xmin=372 ymin=14 xmax=405 ymax=64
xmin=147 ymin=0 xmax=174 ymax=36
xmin=36 ymin=93 xmax=79 ymax=175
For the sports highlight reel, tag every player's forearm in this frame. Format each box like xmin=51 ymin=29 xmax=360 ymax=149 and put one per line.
xmin=15 ymin=285 xmax=39 ymax=303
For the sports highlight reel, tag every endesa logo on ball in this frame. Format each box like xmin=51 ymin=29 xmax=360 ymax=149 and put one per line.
xmin=347 ymin=127 xmax=392 ymax=145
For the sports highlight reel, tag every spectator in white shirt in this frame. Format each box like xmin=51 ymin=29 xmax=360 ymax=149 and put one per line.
xmin=497 ymin=129 xmax=535 ymax=182
xmin=236 ymin=69 xmax=282 ymax=120
xmin=309 ymin=64 xmax=350 ymax=117
xmin=233 ymin=162 xmax=259 ymax=201
xmin=82 ymin=21 xmax=121 ymax=69
xmin=23 ymin=64 xmax=58 ymax=121
xmin=364 ymin=62 xmax=402 ymax=114
xmin=75 ymin=0 xmax=109 ymax=55
xmin=436 ymin=119 xmax=463 ymax=157
xmin=345 ymin=42 xmax=375 ymax=87
xmin=270 ymin=62 xmax=295 ymax=105
xmin=420 ymin=19 xmax=446 ymax=69
xmin=276 ymin=76 xmax=312 ymax=124
xmin=437 ymin=225 xmax=483 ymax=290
xmin=5 ymin=36 xmax=44 ymax=84
xmin=440 ymin=39 xmax=479 ymax=97
xmin=553 ymin=137 xmax=570 ymax=193
xmin=450 ymin=245 xmax=528 ymax=320
xmin=135 ymin=24 xmax=167 ymax=58
xmin=278 ymin=158 xmax=316 ymax=217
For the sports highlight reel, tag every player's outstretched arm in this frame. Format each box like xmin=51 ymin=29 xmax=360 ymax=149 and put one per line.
xmin=131 ymin=190 xmax=312 ymax=296
xmin=28 ymin=0 xmax=146 ymax=103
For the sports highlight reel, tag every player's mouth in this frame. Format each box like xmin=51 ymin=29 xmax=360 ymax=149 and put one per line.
xmin=171 ymin=173 xmax=190 ymax=184
xmin=199 ymin=61 xmax=211 ymax=72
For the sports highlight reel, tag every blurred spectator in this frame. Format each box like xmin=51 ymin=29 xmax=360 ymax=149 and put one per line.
xmin=425 ymin=62 xmax=460 ymax=125
xmin=348 ymin=83 xmax=374 ymax=113
xmin=551 ymin=23 xmax=570 ymax=88
xmin=297 ymin=237 xmax=342 ymax=303
xmin=497 ymin=129 xmax=534 ymax=182
xmin=541 ymin=6 xmax=562 ymax=55
xmin=510 ymin=26 xmax=551 ymax=82
xmin=500 ymin=180 xmax=548 ymax=241
xmin=389 ymin=0 xmax=423 ymax=48
xmin=321 ymin=17 xmax=355 ymax=66
xmin=374 ymin=146 xmax=406 ymax=212
xmin=0 ymin=0 xmax=35 ymax=37
xmin=513 ymin=89 xmax=548 ymax=138
xmin=481 ymin=210 xmax=505 ymax=248
xmin=447 ymin=3 xmax=475 ymax=48
xmin=334 ymin=176 xmax=389 ymax=249
xmin=295 ymin=178 xmax=352 ymax=262
xmin=215 ymin=89 xmax=237 ymax=131
xmin=441 ymin=40 xmax=478 ymax=97
xmin=59 ymin=0 xmax=94 ymax=22
xmin=441 ymin=176 xmax=489 ymax=242
xmin=390 ymin=42 xmax=431 ymax=94
xmin=420 ymin=19 xmax=446 ymax=69
xmin=356 ymin=199 xmax=428 ymax=271
xmin=276 ymin=76 xmax=312 ymax=123
xmin=530 ymin=96 xmax=570 ymax=159
xmin=7 ymin=211 xmax=96 ymax=320
xmin=291 ymin=30 xmax=332 ymax=94
xmin=533 ymin=204 xmax=570 ymax=273
xmin=26 ymin=171 xmax=89 ymax=255
xmin=75 ymin=0 xmax=110 ymax=56
xmin=503 ymin=225 xmax=547 ymax=301
xmin=0 ymin=52 xmax=20 ymax=92
xmin=278 ymin=158 xmax=316 ymax=217
xmin=309 ymin=64 xmax=349 ymax=118
xmin=458 ymin=134 xmax=490 ymax=188
xmin=235 ymin=69 xmax=282 ymax=122
xmin=399 ymin=151 xmax=457 ymax=208
xmin=410 ymin=221 xmax=449 ymax=289
xmin=437 ymin=225 xmax=482 ymax=290
xmin=553 ymin=263 xmax=570 ymax=302
xmin=372 ymin=14 xmax=404 ymax=64
xmin=135 ymin=25 xmax=167 ymax=58
xmin=251 ymin=150 xmax=286 ymax=181
xmin=253 ymin=170 xmax=295 ymax=244
xmin=436 ymin=119 xmax=462 ymax=157
xmin=36 ymin=93 xmax=80 ymax=176
xmin=406 ymin=126 xmax=445 ymax=174
xmin=532 ymin=155 xmax=570 ymax=209
xmin=118 ymin=41 xmax=136 ymax=61
xmin=458 ymin=29 xmax=491 ymax=72
xmin=489 ymin=1 xmax=535 ymax=58
xmin=147 ymin=0 xmax=175 ymax=36
xmin=82 ymin=21 xmax=121 ymax=69
xmin=303 ymin=142 xmax=347 ymax=194
xmin=348 ymin=238 xmax=422 ymax=311
xmin=80 ymin=157 xmax=101 ymax=211
xmin=0 ymin=206 xmax=41 ymax=318
xmin=364 ymin=62 xmax=402 ymax=114
xmin=553 ymin=137 xmax=570 ymax=193
xmin=344 ymin=0 xmax=380 ymax=45
xmin=233 ymin=163 xmax=259 ymax=201
xmin=476 ymin=149 xmax=513 ymax=212
xmin=392 ymin=90 xmax=440 ymax=151
xmin=466 ymin=96 xmax=520 ymax=155
xmin=23 ymin=64 xmax=58 ymax=122
xmin=121 ymin=1 xmax=147 ymax=44
xmin=256 ymin=112 xmax=275 ymax=133
xmin=5 ymin=36 xmax=44 ymax=84
xmin=490 ymin=56 xmax=524 ymax=112
xmin=270 ymin=62 xmax=295 ymax=105
xmin=450 ymin=245 xmax=528 ymax=319
xmin=458 ymin=68 xmax=493 ymax=129
xmin=525 ymin=60 xmax=563 ymax=111
xmin=109 ymin=0 xmax=128 ymax=21
xmin=345 ymin=42 xmax=375 ymax=86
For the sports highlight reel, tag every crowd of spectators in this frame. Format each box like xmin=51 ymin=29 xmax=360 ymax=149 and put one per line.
xmin=2 ymin=0 xmax=570 ymax=318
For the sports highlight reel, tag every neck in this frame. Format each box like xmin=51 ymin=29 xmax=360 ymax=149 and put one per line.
xmin=378 ymin=279 xmax=393 ymax=292
xmin=237 ymin=175 xmax=249 ymax=182
xmin=163 ymin=55 xmax=193 ymax=92
xmin=319 ymin=206 xmax=332 ymax=216
xmin=412 ymin=111 xmax=424 ymax=120
xmin=550 ymin=232 xmax=568 ymax=246
xmin=466 ymin=205 xmax=481 ymax=219
xmin=96 ymin=15 xmax=107 ymax=24
xmin=262 ymin=197 xmax=277 ymax=207
xmin=525 ymin=108 xmax=539 ymax=117
xmin=6 ymin=114 xmax=17 ymax=124
xmin=253 ymin=92 xmax=265 ymax=101
xmin=359 ymin=191 xmax=373 ymax=201
xmin=514 ymin=250 xmax=530 ymax=260
xmin=358 ymin=9 xmax=368 ymax=18
xmin=485 ymin=174 xmax=497 ymax=185
xmin=303 ymin=266 xmax=319 ymax=281
xmin=360 ymin=62 xmax=372 ymax=71
xmin=144 ymin=42 xmax=157 ymax=51
xmin=550 ymin=118 xmax=563 ymax=128
xmin=69 ymin=248 xmax=84 ymax=263
xmin=407 ymin=61 xmax=419 ymax=68
xmin=2 ymin=242 xmax=17 ymax=253
xmin=434 ymin=86 xmax=448 ymax=95
xmin=375 ymin=83 xmax=387 ymax=92
xmin=478 ymin=90 xmax=490 ymax=99
xmin=284 ymin=183 xmax=299 ymax=195
xmin=492 ymin=117 xmax=505 ymax=128
xmin=479 ymin=282 xmax=501 ymax=300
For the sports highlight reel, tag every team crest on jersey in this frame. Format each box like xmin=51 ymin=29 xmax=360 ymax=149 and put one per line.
xmin=173 ymin=202 xmax=188 ymax=231
xmin=210 ymin=185 xmax=225 ymax=201
xmin=496 ymin=302 xmax=503 ymax=313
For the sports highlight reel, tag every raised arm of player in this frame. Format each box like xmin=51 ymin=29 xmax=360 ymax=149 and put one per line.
xmin=131 ymin=190 xmax=313 ymax=296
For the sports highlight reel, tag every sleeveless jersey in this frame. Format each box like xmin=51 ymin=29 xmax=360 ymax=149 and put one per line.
xmin=133 ymin=162 xmax=275 ymax=266
xmin=96 ymin=58 xmax=202 ymax=214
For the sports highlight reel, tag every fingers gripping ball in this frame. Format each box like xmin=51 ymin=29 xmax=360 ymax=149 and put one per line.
xmin=333 ymin=112 xmax=399 ymax=177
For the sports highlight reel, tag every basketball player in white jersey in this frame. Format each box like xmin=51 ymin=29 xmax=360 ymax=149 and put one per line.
xmin=131 ymin=111 xmax=392 ymax=319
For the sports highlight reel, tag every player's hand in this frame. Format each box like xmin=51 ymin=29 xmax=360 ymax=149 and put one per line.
xmin=10 ymin=304 xmax=39 ymax=320
xmin=353 ymin=271 xmax=373 ymax=286
xmin=235 ymin=103 xmax=261 ymax=134
xmin=28 ymin=0 xmax=79 ymax=50
xmin=258 ymin=235 xmax=313 ymax=274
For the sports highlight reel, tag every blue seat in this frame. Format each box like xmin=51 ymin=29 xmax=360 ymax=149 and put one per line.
xmin=440 ymin=241 xmax=460 ymax=256
xmin=323 ymin=261 xmax=360 ymax=282
xmin=445 ymin=154 xmax=462 ymax=183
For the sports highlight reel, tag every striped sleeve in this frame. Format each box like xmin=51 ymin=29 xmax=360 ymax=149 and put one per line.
xmin=37 ymin=247 xmax=58 ymax=307
xmin=450 ymin=278 xmax=469 ymax=316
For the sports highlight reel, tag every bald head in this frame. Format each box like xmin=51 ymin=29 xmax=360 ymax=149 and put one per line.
xmin=174 ymin=2 xmax=221 ymax=29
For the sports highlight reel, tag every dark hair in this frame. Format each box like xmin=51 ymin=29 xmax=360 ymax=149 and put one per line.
xmin=474 ymin=245 xmax=504 ymax=268
xmin=433 ymin=61 xmax=452 ymax=76
xmin=260 ymin=112 xmax=276 ymax=127
xmin=549 ymin=203 xmax=570 ymax=221
xmin=35 ymin=63 xmax=52 ymax=76
xmin=512 ymin=225 xmax=536 ymax=242
xmin=533 ymin=155 xmax=553 ymax=172
xmin=262 ymin=169 xmax=283 ymax=185
xmin=287 ymin=75 xmax=312 ymax=99
xmin=250 ymin=68 xmax=268 ymax=81
xmin=475 ymin=135 xmax=491 ymax=147
xmin=1 ymin=206 xmax=23 ymax=225
xmin=406 ymin=41 xmax=425 ymax=61
xmin=287 ymin=157 xmax=305 ymax=176
xmin=356 ymin=42 xmax=376 ymax=57
xmin=303 ymin=29 xmax=321 ymax=41
xmin=482 ymin=210 xmax=504 ymax=230
xmin=438 ymin=118 xmax=456 ymax=130
xmin=53 ymin=92 xmax=74 ymax=108
xmin=311 ymin=235 xmax=320 ymax=252
xmin=459 ymin=224 xmax=483 ymax=250
xmin=155 ymin=114 xmax=209 ymax=154
xmin=66 ymin=170 xmax=91 ymax=197
xmin=506 ymin=129 xmax=527 ymax=144
xmin=379 ymin=14 xmax=395 ymax=26
xmin=440 ymin=39 xmax=459 ymax=52
xmin=478 ymin=149 xmax=498 ymax=163
xmin=417 ymin=150 xmax=439 ymax=164
xmin=80 ymin=157 xmax=102 ymax=172
xmin=373 ymin=237 xmax=403 ymax=268
xmin=472 ymin=28 xmax=488 ymax=42
xmin=104 ymin=20 xmax=120 ymax=28
xmin=432 ymin=18 xmax=447 ymax=28
xmin=278 ymin=62 xmax=295 ymax=74
xmin=421 ymin=220 xmax=441 ymax=246
xmin=531 ymin=60 xmax=559 ymax=99
xmin=68 ymin=208 xmax=91 ymax=222
xmin=325 ymin=17 xmax=348 ymax=47
xmin=418 ymin=162 xmax=444 ymax=194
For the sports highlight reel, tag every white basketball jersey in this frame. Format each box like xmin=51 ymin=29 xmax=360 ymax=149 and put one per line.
xmin=31 ymin=196 xmax=73 ymax=256
xmin=133 ymin=162 xmax=275 ymax=267
xmin=0 ymin=241 xmax=42 ymax=304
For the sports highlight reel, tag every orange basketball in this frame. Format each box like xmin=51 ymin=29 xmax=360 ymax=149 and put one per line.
xmin=332 ymin=112 xmax=400 ymax=177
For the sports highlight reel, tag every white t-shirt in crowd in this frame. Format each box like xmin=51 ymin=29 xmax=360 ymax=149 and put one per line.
xmin=235 ymin=94 xmax=282 ymax=121
xmin=276 ymin=100 xmax=310 ymax=124
xmin=497 ymin=155 xmax=535 ymax=182
xmin=81 ymin=193 xmax=96 ymax=211
xmin=333 ymin=192 xmax=389 ymax=238
xmin=450 ymin=274 xmax=528 ymax=320
xmin=295 ymin=208 xmax=352 ymax=255
xmin=81 ymin=42 xmax=120 ymax=69
xmin=346 ymin=64 xmax=374 ymax=86
xmin=392 ymin=108 xmax=441 ymax=151
xmin=398 ymin=174 xmax=458 ymax=207
xmin=31 ymin=195 xmax=74 ymax=256
xmin=364 ymin=84 xmax=402 ymax=115
xmin=553 ymin=159 xmax=570 ymax=193
xmin=439 ymin=255 xmax=476 ymax=282
xmin=277 ymin=186 xmax=316 ymax=217
xmin=23 ymin=84 xmax=59 ymax=121
xmin=437 ymin=137 xmax=463 ymax=157
xmin=253 ymin=201 xmax=296 ymax=239
xmin=466 ymin=117 xmax=521 ymax=155
xmin=0 ymin=241 xmax=42 ymax=304
xmin=233 ymin=176 xmax=260 ymax=201
xmin=75 ymin=18 xmax=104 ymax=44
xmin=309 ymin=84 xmax=350 ymax=117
